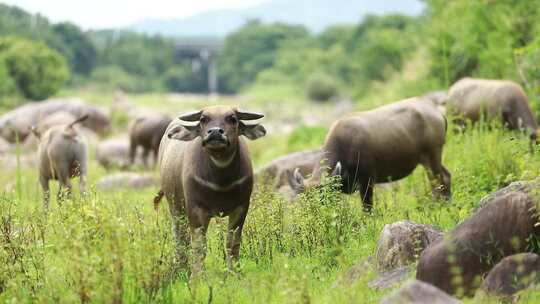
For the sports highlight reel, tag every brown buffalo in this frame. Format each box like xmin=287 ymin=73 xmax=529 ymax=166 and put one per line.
xmin=155 ymin=106 xmax=266 ymax=278
xmin=287 ymin=97 xmax=451 ymax=211
xmin=33 ymin=115 xmax=89 ymax=211
xmin=0 ymin=98 xmax=111 ymax=143
xmin=448 ymin=78 xmax=538 ymax=143
xmin=416 ymin=182 xmax=540 ymax=297
xmin=129 ymin=115 xmax=172 ymax=167
xmin=256 ymin=149 xmax=323 ymax=189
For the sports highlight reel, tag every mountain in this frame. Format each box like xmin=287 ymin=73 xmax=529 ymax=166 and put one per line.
xmin=130 ymin=0 xmax=424 ymax=37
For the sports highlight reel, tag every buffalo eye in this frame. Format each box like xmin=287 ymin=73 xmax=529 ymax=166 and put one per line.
xmin=227 ymin=115 xmax=238 ymax=125
xmin=200 ymin=116 xmax=209 ymax=124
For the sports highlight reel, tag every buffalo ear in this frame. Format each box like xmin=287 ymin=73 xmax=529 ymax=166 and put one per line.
xmin=240 ymin=122 xmax=266 ymax=140
xmin=331 ymin=162 xmax=342 ymax=177
xmin=236 ymin=109 xmax=264 ymax=121
xmin=287 ymin=168 xmax=305 ymax=193
xmin=179 ymin=110 xmax=203 ymax=122
xmin=168 ymin=124 xmax=200 ymax=141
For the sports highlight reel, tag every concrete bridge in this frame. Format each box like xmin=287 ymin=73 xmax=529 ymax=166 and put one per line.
xmin=175 ymin=41 xmax=223 ymax=94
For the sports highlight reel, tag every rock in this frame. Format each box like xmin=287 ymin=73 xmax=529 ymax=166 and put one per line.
xmin=381 ymin=280 xmax=461 ymax=304
xmin=0 ymin=136 xmax=11 ymax=154
xmin=0 ymin=153 xmax=37 ymax=170
xmin=97 ymin=172 xmax=157 ymax=191
xmin=478 ymin=253 xmax=540 ymax=299
xmin=376 ymin=220 xmax=443 ymax=271
xmin=369 ymin=266 xmax=412 ymax=290
xmin=333 ymin=258 xmax=373 ymax=287
xmin=477 ymin=179 xmax=538 ymax=209
xmin=95 ymin=137 xmax=144 ymax=169
xmin=417 ymin=180 xmax=540 ymax=297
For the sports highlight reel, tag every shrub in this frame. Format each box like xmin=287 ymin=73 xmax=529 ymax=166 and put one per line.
xmin=305 ymin=73 xmax=339 ymax=102
xmin=287 ymin=125 xmax=327 ymax=152
xmin=0 ymin=37 xmax=69 ymax=100
xmin=89 ymin=65 xmax=158 ymax=93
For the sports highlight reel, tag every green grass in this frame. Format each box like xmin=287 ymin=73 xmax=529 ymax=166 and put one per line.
xmin=2 ymin=93 xmax=540 ymax=303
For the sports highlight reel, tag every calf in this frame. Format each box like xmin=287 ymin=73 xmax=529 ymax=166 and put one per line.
xmin=33 ymin=115 xmax=89 ymax=211
xmin=287 ymin=97 xmax=451 ymax=211
xmin=155 ymin=106 xmax=266 ymax=278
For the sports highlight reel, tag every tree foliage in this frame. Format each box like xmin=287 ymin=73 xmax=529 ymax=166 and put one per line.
xmin=218 ymin=20 xmax=310 ymax=93
xmin=0 ymin=37 xmax=69 ymax=100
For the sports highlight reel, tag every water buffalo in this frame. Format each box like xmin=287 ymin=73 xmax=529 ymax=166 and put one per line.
xmin=448 ymin=78 xmax=538 ymax=144
xmin=33 ymin=115 xmax=89 ymax=211
xmin=154 ymin=106 xmax=266 ymax=279
xmin=0 ymin=98 xmax=111 ymax=143
xmin=129 ymin=115 xmax=172 ymax=167
xmin=256 ymin=149 xmax=323 ymax=189
xmin=287 ymin=97 xmax=451 ymax=211
xmin=416 ymin=182 xmax=540 ymax=297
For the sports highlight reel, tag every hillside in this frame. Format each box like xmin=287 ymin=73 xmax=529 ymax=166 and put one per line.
xmin=129 ymin=0 xmax=424 ymax=37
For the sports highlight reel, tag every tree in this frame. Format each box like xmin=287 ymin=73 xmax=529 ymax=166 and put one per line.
xmin=51 ymin=22 xmax=97 ymax=75
xmin=0 ymin=37 xmax=69 ymax=100
xmin=218 ymin=20 xmax=310 ymax=93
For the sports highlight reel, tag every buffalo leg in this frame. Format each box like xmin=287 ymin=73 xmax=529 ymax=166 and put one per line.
xmin=187 ymin=205 xmax=210 ymax=281
xmin=129 ymin=142 xmax=137 ymax=165
xmin=422 ymin=150 xmax=451 ymax=200
xmin=227 ymin=205 xmax=249 ymax=271
xmin=40 ymin=176 xmax=50 ymax=212
xmin=142 ymin=148 xmax=150 ymax=168
xmin=359 ymin=179 xmax=374 ymax=212
xmin=56 ymin=162 xmax=72 ymax=203
xmin=77 ymin=158 xmax=87 ymax=198
xmin=167 ymin=197 xmax=190 ymax=271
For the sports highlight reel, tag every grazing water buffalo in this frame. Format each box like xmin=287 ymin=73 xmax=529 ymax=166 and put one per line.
xmin=129 ymin=115 xmax=172 ymax=167
xmin=256 ymin=149 xmax=323 ymax=189
xmin=155 ymin=106 xmax=266 ymax=278
xmin=448 ymin=78 xmax=538 ymax=143
xmin=0 ymin=99 xmax=111 ymax=143
xmin=33 ymin=115 xmax=89 ymax=211
xmin=416 ymin=183 xmax=540 ymax=297
xmin=287 ymin=97 xmax=451 ymax=211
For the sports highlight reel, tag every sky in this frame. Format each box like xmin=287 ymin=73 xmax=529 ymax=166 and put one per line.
xmin=1 ymin=0 xmax=266 ymax=29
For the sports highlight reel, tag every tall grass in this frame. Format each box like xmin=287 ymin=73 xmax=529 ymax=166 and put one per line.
xmin=1 ymin=119 xmax=540 ymax=303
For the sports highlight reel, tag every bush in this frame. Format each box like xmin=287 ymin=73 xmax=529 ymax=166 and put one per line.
xmin=306 ymin=73 xmax=339 ymax=102
xmin=0 ymin=37 xmax=69 ymax=100
xmin=89 ymin=65 xmax=158 ymax=93
xmin=287 ymin=125 xmax=327 ymax=152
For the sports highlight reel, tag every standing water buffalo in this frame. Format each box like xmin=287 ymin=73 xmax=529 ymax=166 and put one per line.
xmin=154 ymin=106 xmax=266 ymax=278
xmin=287 ymin=97 xmax=451 ymax=211
xmin=448 ymin=78 xmax=538 ymax=144
xmin=32 ymin=115 xmax=89 ymax=211
xmin=129 ymin=115 xmax=172 ymax=167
